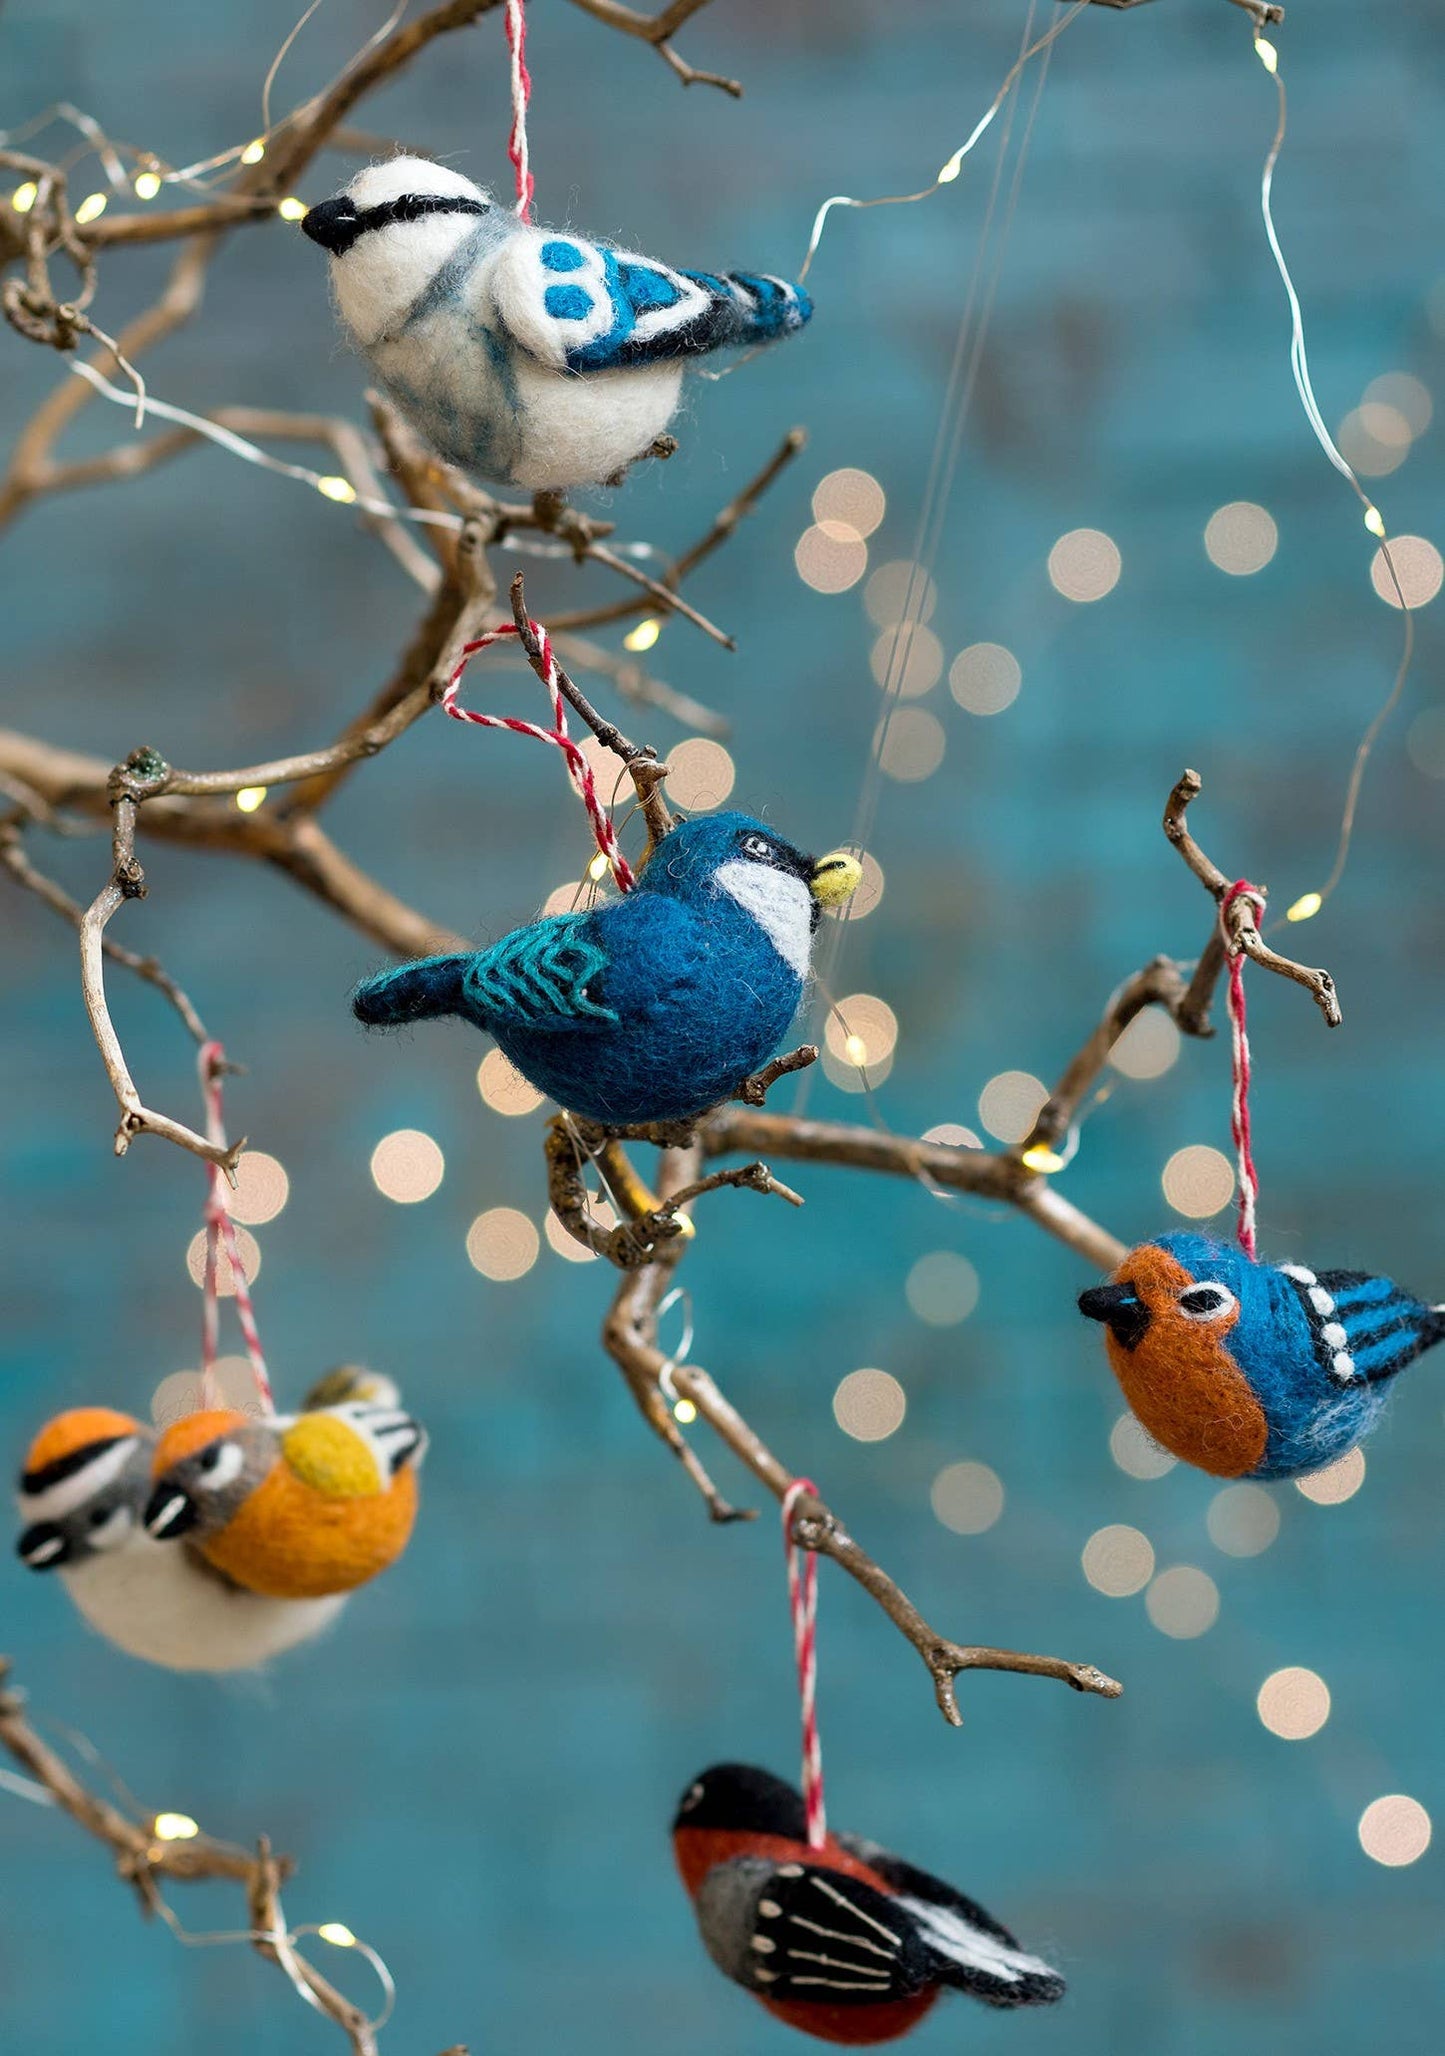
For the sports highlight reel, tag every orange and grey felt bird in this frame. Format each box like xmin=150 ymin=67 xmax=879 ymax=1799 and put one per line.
xmin=143 ymin=1401 xmax=426 ymax=1599
xmin=673 ymin=1765 xmax=1064 ymax=2046
xmin=1079 ymin=1230 xmax=1445 ymax=1479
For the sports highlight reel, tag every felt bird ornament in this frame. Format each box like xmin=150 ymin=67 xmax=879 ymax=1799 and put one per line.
xmin=15 ymin=1408 xmax=345 ymax=1670
xmin=144 ymin=1400 xmax=427 ymax=1600
xmin=674 ymin=1765 xmax=1064 ymax=2045
xmin=352 ymin=812 xmax=863 ymax=1126
xmin=300 ymin=157 xmax=812 ymax=491
xmin=1079 ymin=1230 xmax=1445 ymax=1479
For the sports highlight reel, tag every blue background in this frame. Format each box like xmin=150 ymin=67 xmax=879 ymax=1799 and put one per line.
xmin=3 ymin=1 xmax=1444 ymax=2051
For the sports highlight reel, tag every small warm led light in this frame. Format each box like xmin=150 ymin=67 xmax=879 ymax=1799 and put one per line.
xmin=587 ymin=851 xmax=611 ymax=884
xmin=1364 ymin=506 xmax=1386 ymax=537
xmin=133 ymin=171 xmax=162 ymax=201
xmin=153 ymin=1812 xmax=200 ymax=1842
xmin=317 ymin=1922 xmax=357 ymax=1948
xmin=1020 ymin=1145 xmax=1066 ymax=1174
xmin=1255 ymin=36 xmax=1279 ymax=73
xmin=11 ymin=181 xmax=38 ymax=214
xmin=278 ymin=196 xmax=308 ymax=222
xmin=240 ymin=139 xmax=267 ymax=166
xmin=235 ymin=786 xmax=268 ymax=812
xmin=74 ymin=191 xmax=108 ymax=225
xmin=843 ymin=1034 xmax=867 ymax=1065
xmin=316 ymin=474 xmax=357 ymax=504
xmin=1286 ymin=892 xmax=1322 ymax=923
xmin=937 ymin=151 xmax=964 ymax=184
xmin=623 ymin=617 xmax=661 ymax=652
xmin=673 ymin=1399 xmax=697 ymax=1425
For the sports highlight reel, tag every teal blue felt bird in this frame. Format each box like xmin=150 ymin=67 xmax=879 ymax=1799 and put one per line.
xmin=352 ymin=814 xmax=861 ymax=1126
xmin=1079 ymin=1231 xmax=1445 ymax=1479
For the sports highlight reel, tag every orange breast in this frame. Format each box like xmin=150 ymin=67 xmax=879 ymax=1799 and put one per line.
xmin=199 ymin=1463 xmax=418 ymax=1598
xmin=1104 ymin=1245 xmax=1268 ymax=1477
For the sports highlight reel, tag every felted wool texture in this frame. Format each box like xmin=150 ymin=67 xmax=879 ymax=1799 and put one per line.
xmin=353 ymin=813 xmax=822 ymax=1125
xmin=1081 ymin=1231 xmax=1445 ymax=1480
xmin=673 ymin=1764 xmax=1064 ymax=2046
xmin=61 ymin=1541 xmax=347 ymax=1672
xmin=149 ymin=1405 xmax=426 ymax=1600
xmin=305 ymin=157 xmax=812 ymax=490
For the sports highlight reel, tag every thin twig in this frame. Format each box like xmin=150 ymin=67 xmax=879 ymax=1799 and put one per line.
xmin=564 ymin=0 xmax=741 ymax=94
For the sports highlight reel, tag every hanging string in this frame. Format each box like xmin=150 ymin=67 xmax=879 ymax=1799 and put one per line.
xmin=441 ymin=621 xmax=638 ymax=892
xmin=504 ymin=0 xmax=535 ymax=220
xmin=1219 ymin=881 xmax=1266 ymax=1262
xmin=780 ymin=1479 xmax=826 ymax=1851
xmin=197 ymin=1042 xmax=274 ymax=1415
xmin=1246 ymin=23 xmax=1415 ymax=915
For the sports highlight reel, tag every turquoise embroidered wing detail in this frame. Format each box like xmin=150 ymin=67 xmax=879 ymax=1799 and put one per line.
xmin=461 ymin=915 xmax=617 ymax=1033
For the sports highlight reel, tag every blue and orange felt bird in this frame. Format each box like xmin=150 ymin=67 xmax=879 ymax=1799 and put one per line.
xmin=1079 ymin=1230 xmax=1445 ymax=1479
xmin=352 ymin=813 xmax=862 ymax=1126
xmin=144 ymin=1400 xmax=426 ymax=1600
xmin=673 ymin=1764 xmax=1064 ymax=2046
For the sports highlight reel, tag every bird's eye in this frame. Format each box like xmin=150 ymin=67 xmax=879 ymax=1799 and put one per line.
xmin=199 ymin=1447 xmax=221 ymax=1472
xmin=681 ymin=1781 xmax=705 ymax=1810
xmin=195 ymin=1442 xmax=244 ymax=1488
xmin=1177 ymin=1283 xmax=1238 ymax=1322
xmin=739 ymin=834 xmax=775 ymax=861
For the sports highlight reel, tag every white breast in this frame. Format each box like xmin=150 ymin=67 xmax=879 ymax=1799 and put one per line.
xmin=714 ymin=860 xmax=814 ymax=979
xmin=62 ymin=1543 xmax=346 ymax=1673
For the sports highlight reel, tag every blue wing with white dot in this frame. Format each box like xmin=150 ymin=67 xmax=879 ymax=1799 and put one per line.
xmin=489 ymin=232 xmax=811 ymax=373
xmin=1279 ymin=1263 xmax=1445 ymax=1388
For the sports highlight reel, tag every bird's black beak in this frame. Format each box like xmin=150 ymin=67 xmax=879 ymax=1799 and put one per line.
xmin=300 ymin=196 xmax=360 ymax=256
xmin=16 ymin=1521 xmax=70 ymax=1571
xmin=1079 ymin=1282 xmax=1151 ymax=1351
xmin=143 ymin=1484 xmax=199 ymax=1540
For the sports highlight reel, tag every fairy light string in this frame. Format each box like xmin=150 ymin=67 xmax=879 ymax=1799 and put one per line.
xmin=781 ymin=1479 xmax=827 ymax=1850
xmin=1246 ymin=20 xmax=1416 ymax=919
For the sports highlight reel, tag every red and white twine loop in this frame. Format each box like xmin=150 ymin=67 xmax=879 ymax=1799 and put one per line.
xmin=1219 ymin=880 xmax=1267 ymax=1262
xmin=504 ymin=0 xmax=535 ymax=220
xmin=441 ymin=620 xmax=638 ymax=892
xmin=781 ymin=1478 xmax=827 ymax=1851
xmin=197 ymin=1042 xmax=274 ymax=1416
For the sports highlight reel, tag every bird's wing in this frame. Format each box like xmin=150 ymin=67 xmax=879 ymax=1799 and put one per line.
xmin=488 ymin=230 xmax=809 ymax=372
xmin=1303 ymin=1269 xmax=1445 ymax=1386
xmin=836 ymin=1837 xmax=1065 ymax=2008
xmin=697 ymin=1857 xmax=933 ymax=2004
xmin=461 ymin=914 xmax=618 ymax=1035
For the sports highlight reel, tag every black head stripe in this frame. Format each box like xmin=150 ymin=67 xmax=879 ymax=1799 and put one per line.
xmin=21 ymin=1435 xmax=126 ymax=1498
xmin=306 ymin=191 xmax=491 ymax=257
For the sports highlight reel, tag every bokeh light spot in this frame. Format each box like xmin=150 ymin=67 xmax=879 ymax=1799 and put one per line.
xmin=477 ymin=1049 xmax=545 ymax=1116
xmin=1082 ymin=1525 xmax=1154 ymax=1597
xmin=665 ymin=738 xmax=736 ymax=811
xmin=1359 ymin=1795 xmax=1431 ymax=1866
xmin=864 ymin=560 xmax=938 ymax=628
xmin=795 ymin=523 xmax=867 ymax=593
xmin=1048 ymin=527 xmax=1122 ymax=602
xmin=978 ymin=1070 xmax=1048 ymax=1144
xmin=1371 ymin=534 xmax=1443 ymax=609
xmin=370 ymin=1129 xmax=444 ymax=1204
xmin=876 ymin=707 xmax=945 ymax=782
xmin=948 ymin=642 xmax=1021 ymax=715
xmin=906 ymin=1252 xmax=980 ymax=1326
xmin=922 ymin=1123 xmax=984 ymax=1149
xmin=466 ymin=1207 xmax=540 ymax=1281
xmin=870 ymin=624 xmax=944 ymax=698
xmin=1207 ymin=1481 xmax=1281 ymax=1556
xmin=1146 ymin=1565 xmax=1220 ymax=1638
xmin=1161 ymin=1144 xmax=1234 ymax=1218
xmin=1295 ymin=1447 xmax=1365 ymax=1504
xmin=1204 ymin=501 xmax=1279 ymax=575
xmin=1257 ymin=1667 xmax=1330 ymax=1740
xmin=812 ymin=468 xmax=885 ymax=539
xmin=186 ymin=1227 xmax=262 ymax=1295
xmin=1109 ymin=1011 xmax=1181 ymax=1081
xmin=930 ymin=1461 xmax=1003 ymax=1534
xmin=228 ymin=1151 xmax=289 ymax=1225
xmin=833 ymin=1368 xmax=906 ymax=1442
xmin=1109 ymin=1413 xmax=1177 ymax=1480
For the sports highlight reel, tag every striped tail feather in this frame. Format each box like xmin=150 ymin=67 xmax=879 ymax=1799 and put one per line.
xmin=682 ymin=270 xmax=813 ymax=348
xmin=352 ymin=954 xmax=471 ymax=1028
xmin=898 ymin=1895 xmax=1065 ymax=2008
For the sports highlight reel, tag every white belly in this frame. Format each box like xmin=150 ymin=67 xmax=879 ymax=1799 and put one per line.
xmin=509 ymin=356 xmax=683 ymax=490
xmin=61 ymin=1541 xmax=346 ymax=1673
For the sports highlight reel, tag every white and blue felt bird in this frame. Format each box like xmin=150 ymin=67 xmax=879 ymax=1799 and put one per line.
xmin=352 ymin=812 xmax=861 ymax=1126
xmin=300 ymin=158 xmax=812 ymax=491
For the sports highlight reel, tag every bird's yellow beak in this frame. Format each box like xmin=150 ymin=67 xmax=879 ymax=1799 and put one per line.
xmin=809 ymin=850 xmax=863 ymax=908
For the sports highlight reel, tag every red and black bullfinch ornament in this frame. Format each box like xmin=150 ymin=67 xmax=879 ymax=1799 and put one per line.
xmin=672 ymin=1764 xmax=1064 ymax=2044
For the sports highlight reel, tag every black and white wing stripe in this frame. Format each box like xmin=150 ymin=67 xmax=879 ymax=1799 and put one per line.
xmin=839 ymin=1837 xmax=1066 ymax=2008
xmin=696 ymin=1858 xmax=931 ymax=2003
xmin=1278 ymin=1264 xmax=1445 ymax=1388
